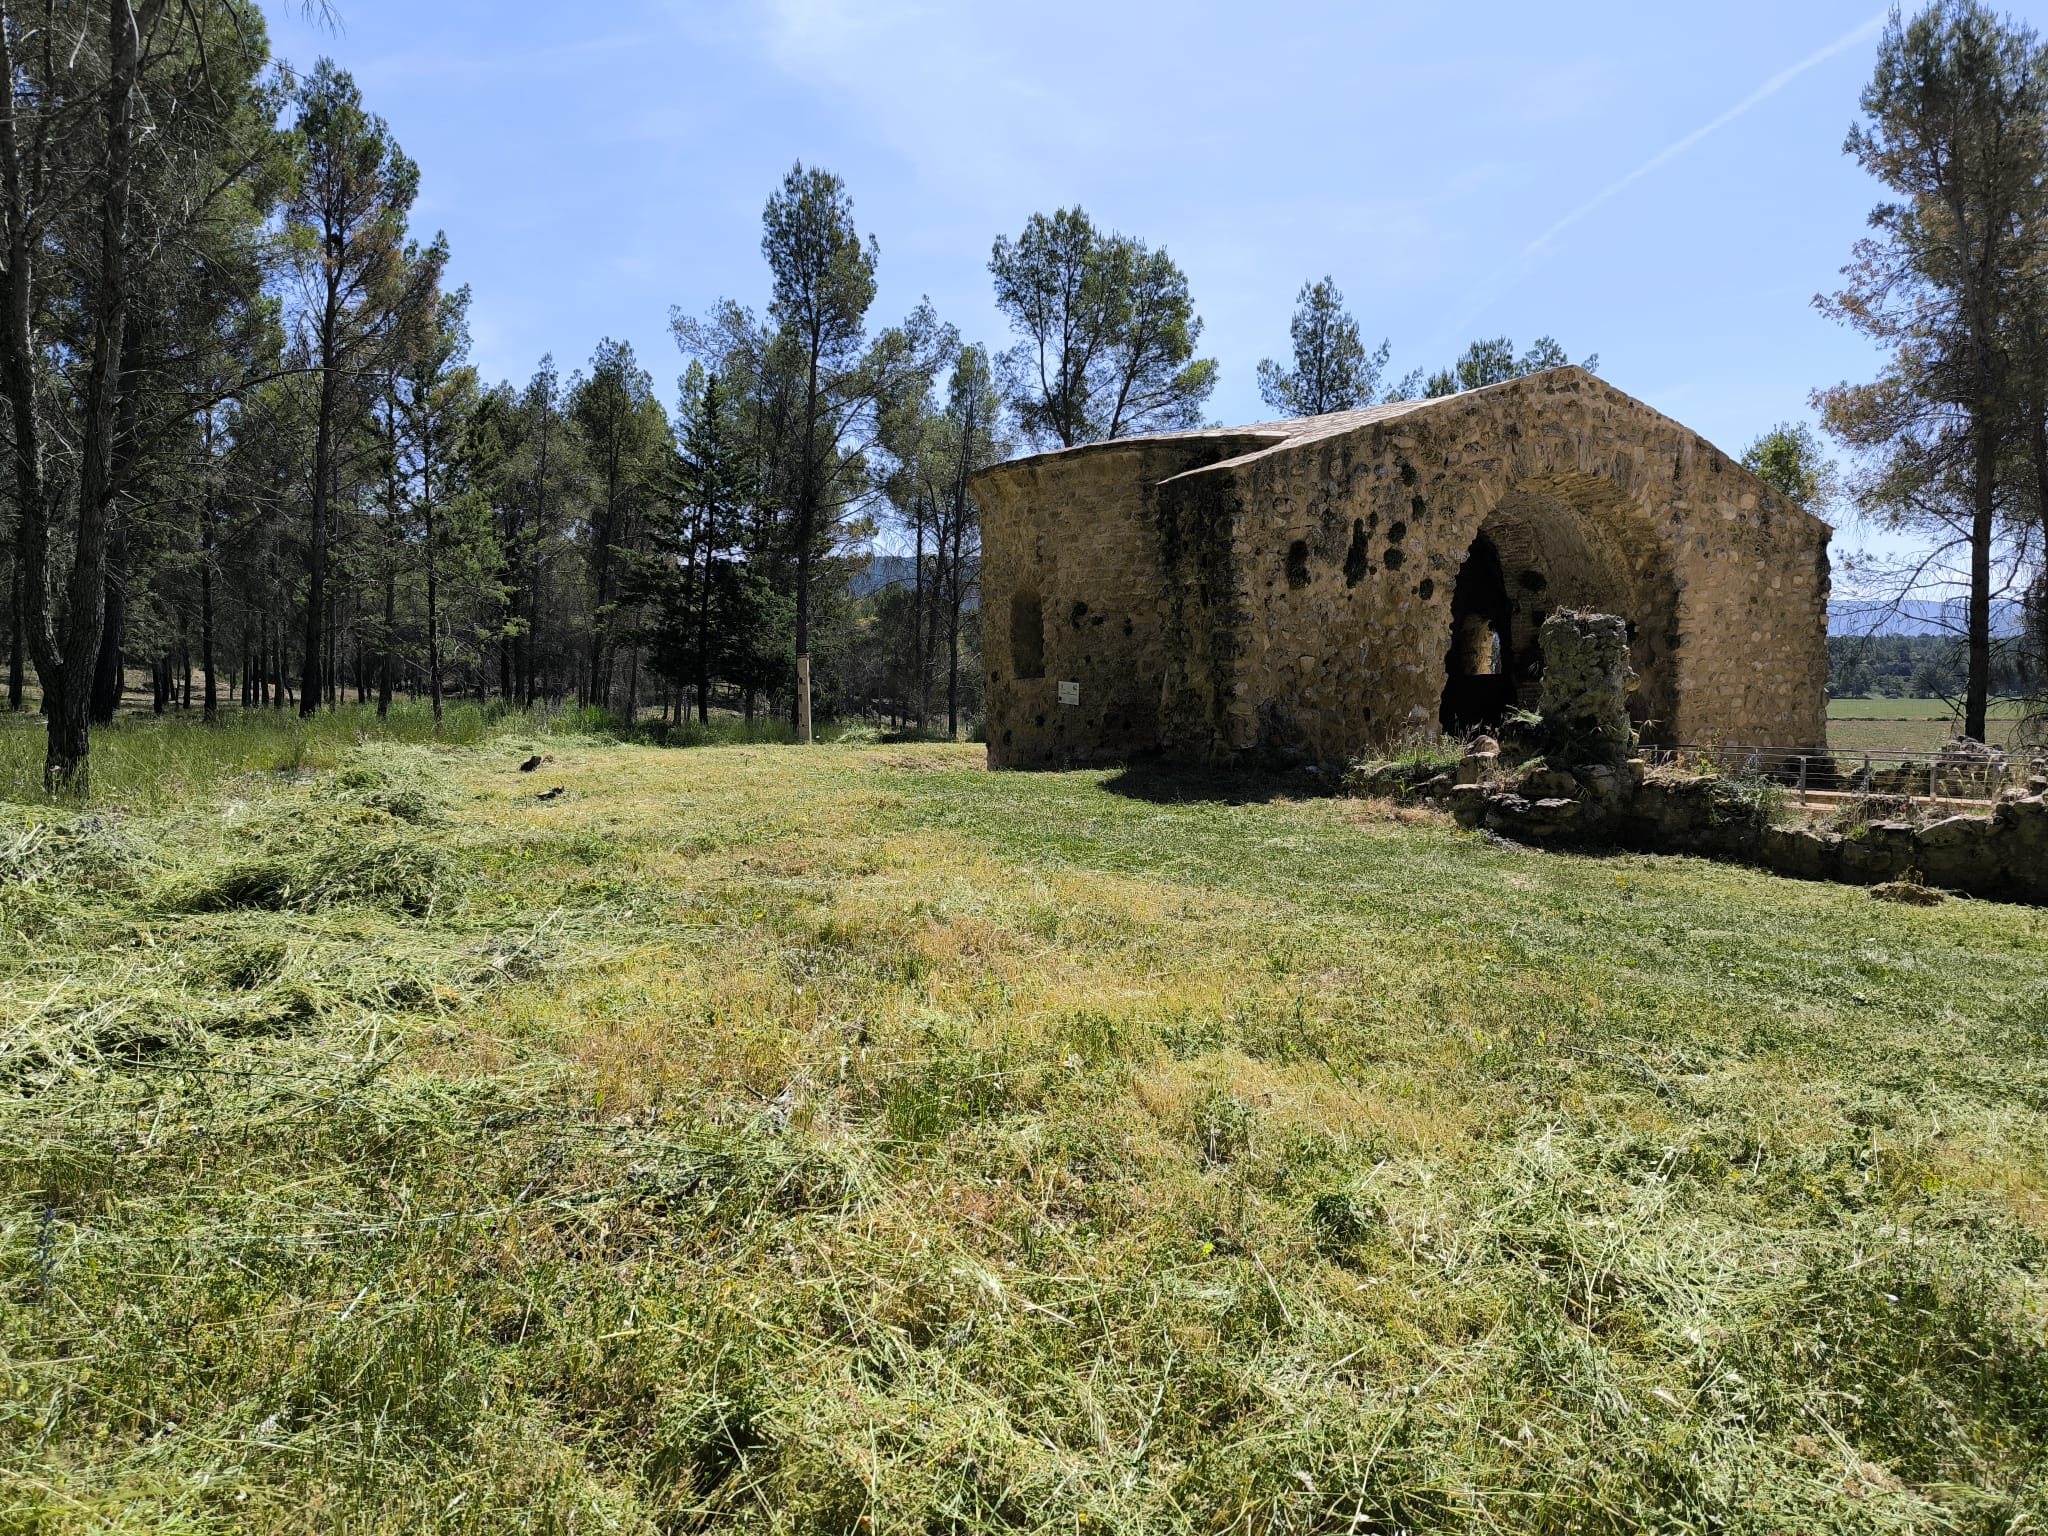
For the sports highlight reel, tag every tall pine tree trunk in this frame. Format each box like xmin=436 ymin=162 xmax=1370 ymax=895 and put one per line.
xmin=89 ymin=317 xmax=143 ymax=726
xmin=1966 ymin=427 xmax=1997 ymax=741
xmin=424 ymin=498 xmax=442 ymax=724
xmin=301 ymin=265 xmax=342 ymax=719
xmin=37 ymin=0 xmax=146 ymax=789
xmin=6 ymin=541 xmax=23 ymax=711
xmin=378 ymin=561 xmax=395 ymax=718
xmin=793 ymin=327 xmax=820 ymax=743
xmin=912 ymin=516 xmax=925 ymax=729
xmin=201 ymin=560 xmax=216 ymax=720
xmin=90 ymin=516 xmax=126 ymax=723
xmin=694 ymin=549 xmax=713 ymax=725
xmin=947 ymin=514 xmax=964 ymax=740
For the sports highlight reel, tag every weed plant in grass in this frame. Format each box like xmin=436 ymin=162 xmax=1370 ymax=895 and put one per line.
xmin=0 ymin=715 xmax=2045 ymax=1531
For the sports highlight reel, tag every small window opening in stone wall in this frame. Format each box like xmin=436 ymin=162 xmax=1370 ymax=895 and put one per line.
xmin=1011 ymin=591 xmax=1045 ymax=680
xmin=1286 ymin=540 xmax=1310 ymax=589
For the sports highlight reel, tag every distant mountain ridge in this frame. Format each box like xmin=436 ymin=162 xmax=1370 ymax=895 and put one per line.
xmin=849 ymin=554 xmax=980 ymax=603
xmin=1829 ymin=598 xmax=2024 ymax=637
xmin=849 ymin=554 xmax=918 ymax=598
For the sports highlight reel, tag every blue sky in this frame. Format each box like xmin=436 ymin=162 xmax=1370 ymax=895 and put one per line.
xmin=266 ymin=1 xmax=2041 ymax=524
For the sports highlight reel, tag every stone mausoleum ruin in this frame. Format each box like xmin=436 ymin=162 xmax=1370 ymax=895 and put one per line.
xmin=970 ymin=368 xmax=1830 ymax=769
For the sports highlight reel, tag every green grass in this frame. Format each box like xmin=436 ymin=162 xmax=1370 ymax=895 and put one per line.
xmin=0 ymin=702 xmax=937 ymax=811
xmin=1 ymin=711 xmax=2045 ymax=1531
xmin=1826 ymin=698 xmax=2025 ymax=720
xmin=1826 ymin=698 xmax=2033 ymax=754
xmin=0 ymin=702 xmax=536 ymax=810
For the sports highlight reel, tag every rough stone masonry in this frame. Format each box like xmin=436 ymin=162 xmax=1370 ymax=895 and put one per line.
xmin=969 ymin=368 xmax=1830 ymax=769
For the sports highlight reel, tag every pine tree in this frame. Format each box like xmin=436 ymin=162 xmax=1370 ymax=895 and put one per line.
xmin=1815 ymin=0 xmax=2046 ymax=741
xmin=283 ymin=59 xmax=439 ymax=719
xmin=568 ymin=339 xmax=668 ymax=714
xmin=0 ymin=0 xmax=280 ymax=785
xmin=760 ymin=163 xmax=879 ymax=741
xmin=1256 ymin=278 xmax=1388 ymax=417
xmin=990 ymin=207 xmax=1217 ymax=447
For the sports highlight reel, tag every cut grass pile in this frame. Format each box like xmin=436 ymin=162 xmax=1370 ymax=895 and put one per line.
xmin=0 ymin=711 xmax=2045 ymax=1531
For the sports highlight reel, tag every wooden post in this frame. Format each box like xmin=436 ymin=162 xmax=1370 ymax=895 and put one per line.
xmin=796 ymin=655 xmax=813 ymax=745
xmin=1797 ymin=756 xmax=1808 ymax=807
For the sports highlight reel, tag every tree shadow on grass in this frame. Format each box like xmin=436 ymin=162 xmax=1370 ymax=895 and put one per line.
xmin=1094 ymin=758 xmax=1337 ymax=807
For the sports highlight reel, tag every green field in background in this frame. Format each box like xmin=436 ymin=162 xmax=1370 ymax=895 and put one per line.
xmin=1827 ymin=697 xmax=2023 ymax=720
xmin=1825 ymin=697 xmax=2032 ymax=753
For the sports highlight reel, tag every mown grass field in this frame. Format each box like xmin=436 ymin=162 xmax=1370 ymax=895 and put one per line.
xmin=1826 ymin=698 xmax=2030 ymax=755
xmin=1 ymin=708 xmax=2045 ymax=1532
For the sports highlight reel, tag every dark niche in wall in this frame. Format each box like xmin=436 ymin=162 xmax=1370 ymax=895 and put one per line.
xmin=1344 ymin=520 xmax=1370 ymax=587
xmin=1286 ymin=540 xmax=1311 ymax=589
xmin=1011 ymin=591 xmax=1045 ymax=679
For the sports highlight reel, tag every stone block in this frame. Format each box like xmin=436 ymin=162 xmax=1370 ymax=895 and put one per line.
xmin=1918 ymin=814 xmax=1992 ymax=850
xmin=1993 ymin=794 xmax=2048 ymax=830
xmin=1519 ymin=768 xmax=1581 ymax=800
xmin=1483 ymin=794 xmax=1532 ymax=832
xmin=1507 ymin=796 xmax=1584 ymax=840
xmin=1450 ymin=783 xmax=1489 ymax=826
xmin=1456 ymin=750 xmax=1498 ymax=786
xmin=1839 ymin=834 xmax=1907 ymax=884
xmin=1760 ymin=825 xmax=1836 ymax=881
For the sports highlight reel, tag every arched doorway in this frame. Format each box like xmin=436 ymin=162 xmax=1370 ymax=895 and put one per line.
xmin=1438 ymin=475 xmax=1677 ymax=740
xmin=1439 ymin=533 xmax=1515 ymax=733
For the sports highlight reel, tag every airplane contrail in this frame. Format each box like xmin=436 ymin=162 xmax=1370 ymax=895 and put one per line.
xmin=1527 ymin=10 xmax=1889 ymax=258
xmin=1446 ymin=9 xmax=1890 ymax=335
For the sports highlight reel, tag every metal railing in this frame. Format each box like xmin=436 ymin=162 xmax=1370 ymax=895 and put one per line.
xmin=1639 ymin=742 xmax=2044 ymax=810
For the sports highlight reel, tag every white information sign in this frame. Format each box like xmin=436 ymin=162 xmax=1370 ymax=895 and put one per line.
xmin=1057 ymin=680 xmax=1080 ymax=706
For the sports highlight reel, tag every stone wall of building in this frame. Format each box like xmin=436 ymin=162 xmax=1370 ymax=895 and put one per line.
xmin=975 ymin=431 xmax=1283 ymax=768
xmin=973 ymin=369 xmax=1831 ymax=769
xmin=1187 ymin=371 xmax=1829 ymax=763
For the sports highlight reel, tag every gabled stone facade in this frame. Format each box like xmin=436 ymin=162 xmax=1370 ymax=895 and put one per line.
xmin=969 ymin=368 xmax=1830 ymax=769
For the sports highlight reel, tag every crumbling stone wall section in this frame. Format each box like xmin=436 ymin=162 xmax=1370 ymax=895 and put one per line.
xmin=1536 ymin=610 xmax=1636 ymax=746
xmin=971 ymin=369 xmax=1831 ymax=770
xmin=1453 ymin=763 xmax=2048 ymax=906
xmin=1630 ymin=780 xmax=2048 ymax=902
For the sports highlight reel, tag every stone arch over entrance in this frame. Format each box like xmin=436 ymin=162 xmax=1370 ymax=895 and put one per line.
xmin=1439 ymin=470 xmax=1680 ymax=741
